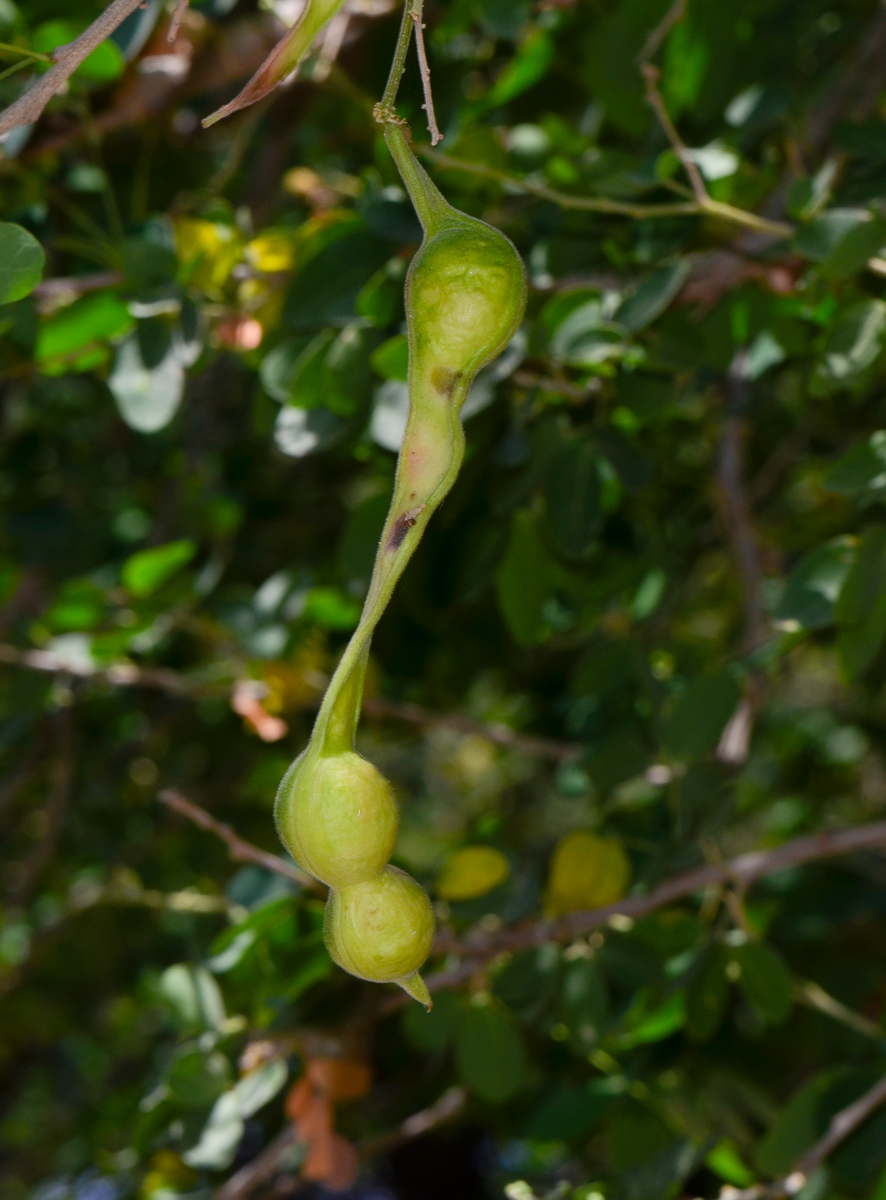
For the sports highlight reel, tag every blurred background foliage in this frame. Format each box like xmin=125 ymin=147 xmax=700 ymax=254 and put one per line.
xmin=3 ymin=0 xmax=886 ymax=1198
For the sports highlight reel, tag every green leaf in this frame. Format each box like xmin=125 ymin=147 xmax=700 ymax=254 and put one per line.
xmin=183 ymin=1060 xmax=288 ymax=1170
xmin=122 ymin=539 xmax=196 ymax=597
xmin=824 ymin=430 xmax=886 ymax=500
xmin=559 ymin=957 xmax=609 ymax=1045
xmin=732 ymin=941 xmax=793 ymax=1024
xmin=0 ymin=223 xmax=45 ymax=303
xmin=685 ymin=946 xmax=729 ymax=1042
xmin=544 ymin=437 xmax=602 ymax=558
xmin=834 ymin=526 xmax=886 ymax=679
xmin=370 ymin=333 xmax=409 ymax=381
xmin=664 ymin=672 xmax=740 ymax=759
xmin=755 ymin=1069 xmax=849 ymax=1175
xmin=820 ymin=215 xmax=886 ymax=279
xmin=403 ymin=990 xmax=462 ymax=1053
xmin=812 ymin=299 xmax=886 ymax=392
xmin=456 ymin=1004 xmax=527 ymax=1104
xmin=705 ymin=1139 xmax=755 ymax=1187
xmin=259 ymin=336 xmax=313 ymax=402
xmin=339 ymin=490 xmax=392 ymax=591
xmin=524 ymin=1081 xmax=609 ymax=1142
xmin=485 ymin=27 xmax=553 ymax=106
xmin=284 ymin=230 xmax=389 ymax=329
xmin=616 ymin=261 xmax=691 ymax=333
xmin=158 ymin=963 xmax=226 ymax=1033
xmin=167 ymin=1046 xmax=231 ymax=1109
xmin=776 ymin=538 xmax=856 ymax=630
xmin=618 ymin=990 xmax=685 ymax=1047
xmin=794 ymin=208 xmax=872 ymax=262
xmin=495 ymin=509 xmax=553 ymax=645
xmin=37 ymin=291 xmax=134 ymax=374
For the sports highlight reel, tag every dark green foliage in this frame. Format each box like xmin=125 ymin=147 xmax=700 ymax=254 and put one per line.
xmin=2 ymin=0 xmax=886 ymax=1198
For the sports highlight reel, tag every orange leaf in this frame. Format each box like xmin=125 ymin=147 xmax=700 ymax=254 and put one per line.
xmin=284 ymin=1075 xmax=314 ymax=1123
xmin=303 ymin=1131 xmax=359 ymax=1191
xmin=307 ymin=1057 xmax=372 ymax=1102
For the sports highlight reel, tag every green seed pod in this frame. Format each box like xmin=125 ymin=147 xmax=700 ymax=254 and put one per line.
xmin=324 ymin=865 xmax=435 ymax=1004
xmin=275 ymin=750 xmax=399 ymax=889
xmin=271 ymin=124 xmax=527 ymax=1009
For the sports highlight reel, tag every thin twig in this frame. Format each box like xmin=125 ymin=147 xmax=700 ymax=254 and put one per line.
xmin=214 ymin=1085 xmax=468 ymax=1200
xmin=795 ymin=979 xmax=884 ymax=1042
xmin=168 ymin=0 xmax=191 ymax=42
xmin=420 ymin=149 xmax=794 ymax=238
xmin=642 ymin=62 xmax=708 ymax=204
xmin=0 ymin=641 xmax=193 ymax=692
xmin=359 ymin=1085 xmax=467 ymax=1156
xmin=411 ymin=4 xmax=441 ymax=145
xmin=0 ymin=641 xmax=582 ymax=760
xmin=377 ymin=0 xmax=416 ymax=116
xmin=720 ymin=1070 xmax=886 ymax=1200
xmin=636 ymin=0 xmax=687 ymax=67
xmin=158 ymin=788 xmax=322 ymax=893
xmin=796 ymin=1071 xmax=886 ymax=1175
xmin=214 ymin=1126 xmax=300 ymax=1200
xmin=0 ymin=0 xmax=147 ymax=138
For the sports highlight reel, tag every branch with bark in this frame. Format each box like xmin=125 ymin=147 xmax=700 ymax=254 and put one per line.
xmin=0 ymin=640 xmax=581 ymax=760
xmin=156 ymin=785 xmax=886 ymax=991
xmin=720 ymin=1070 xmax=886 ymax=1200
xmin=0 ymin=0 xmax=147 ymax=138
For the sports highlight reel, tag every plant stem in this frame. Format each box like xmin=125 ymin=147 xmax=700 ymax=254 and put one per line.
xmin=0 ymin=41 xmax=52 ymax=63
xmin=380 ymin=0 xmax=418 ymax=113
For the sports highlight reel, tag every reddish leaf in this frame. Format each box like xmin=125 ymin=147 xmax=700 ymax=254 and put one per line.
xmin=203 ymin=0 xmax=347 ymax=127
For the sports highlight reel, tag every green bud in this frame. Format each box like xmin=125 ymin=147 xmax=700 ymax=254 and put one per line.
xmin=275 ymin=750 xmax=399 ymax=888
xmin=324 ymin=865 xmax=435 ymax=998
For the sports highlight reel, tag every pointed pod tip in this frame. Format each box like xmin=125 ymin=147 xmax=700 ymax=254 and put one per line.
xmin=398 ymin=971 xmax=433 ymax=1010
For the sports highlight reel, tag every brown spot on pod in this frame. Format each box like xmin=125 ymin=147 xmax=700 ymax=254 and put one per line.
xmin=431 ymin=366 xmax=463 ymax=398
xmin=387 ymin=505 xmax=426 ymax=551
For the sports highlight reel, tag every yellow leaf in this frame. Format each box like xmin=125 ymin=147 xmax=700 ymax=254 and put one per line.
xmin=245 ymin=233 xmax=296 ymax=274
xmin=436 ymin=845 xmax=510 ymax=901
xmin=545 ymin=830 xmax=631 ymax=916
xmin=174 ymin=217 xmax=244 ymax=297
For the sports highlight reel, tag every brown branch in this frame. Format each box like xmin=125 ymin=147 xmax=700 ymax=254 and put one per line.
xmin=424 ymin=819 xmax=886 ymax=988
xmin=0 ymin=0 xmax=147 ymax=138
xmin=0 ymin=641 xmax=581 ymax=760
xmin=359 ymin=1085 xmax=467 ymax=1157
xmin=637 ymin=0 xmax=687 ymax=67
xmin=157 ymin=788 xmax=323 ymax=893
xmin=168 ymin=0 xmax=191 ymax=42
xmin=641 ymin=62 xmax=708 ymax=205
xmin=214 ymin=1125 xmax=300 ymax=1200
xmin=796 ymin=1071 xmax=886 ymax=1176
xmin=32 ymin=271 xmax=124 ymax=311
xmin=411 ymin=5 xmax=441 ymax=146
xmin=214 ymin=1086 xmax=468 ymax=1200
xmin=0 ymin=641 xmax=194 ymax=693
xmin=720 ymin=1070 xmax=886 ymax=1200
